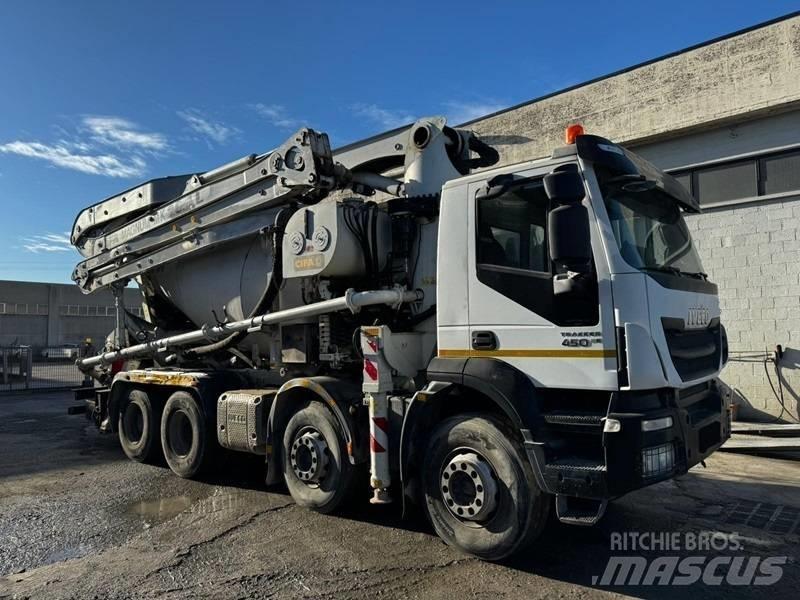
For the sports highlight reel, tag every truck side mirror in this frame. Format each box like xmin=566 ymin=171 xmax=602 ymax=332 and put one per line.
xmin=544 ymin=168 xmax=585 ymax=204
xmin=545 ymin=168 xmax=597 ymax=323
xmin=544 ymin=169 xmax=592 ymax=270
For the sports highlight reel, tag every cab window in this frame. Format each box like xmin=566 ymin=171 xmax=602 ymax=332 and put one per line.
xmin=476 ymin=183 xmax=553 ymax=316
xmin=477 ymin=185 xmax=548 ymax=272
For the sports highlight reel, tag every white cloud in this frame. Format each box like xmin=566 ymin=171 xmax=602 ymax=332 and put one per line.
xmin=251 ymin=103 xmax=299 ymax=129
xmin=58 ymin=138 xmax=93 ymax=153
xmin=0 ymin=115 xmax=167 ymax=178
xmin=442 ymin=100 xmax=506 ymax=125
xmin=22 ymin=232 xmax=74 ymax=253
xmin=177 ymin=109 xmax=238 ymax=144
xmin=350 ymin=103 xmax=416 ymax=129
xmin=0 ymin=141 xmax=146 ymax=177
xmin=83 ymin=116 xmax=168 ymax=151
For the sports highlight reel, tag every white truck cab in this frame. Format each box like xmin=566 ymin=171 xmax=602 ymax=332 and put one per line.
xmin=432 ymin=128 xmax=729 ymax=513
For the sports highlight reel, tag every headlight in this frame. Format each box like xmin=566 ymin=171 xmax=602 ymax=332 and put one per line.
xmin=642 ymin=442 xmax=674 ymax=478
xmin=641 ymin=416 xmax=673 ymax=432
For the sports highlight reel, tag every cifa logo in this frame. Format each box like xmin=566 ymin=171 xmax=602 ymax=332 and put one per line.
xmin=686 ymin=306 xmax=710 ymax=329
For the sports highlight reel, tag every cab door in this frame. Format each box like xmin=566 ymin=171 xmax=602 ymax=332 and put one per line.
xmin=455 ymin=168 xmax=618 ymax=391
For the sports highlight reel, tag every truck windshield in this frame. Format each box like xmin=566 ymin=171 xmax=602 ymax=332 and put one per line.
xmin=602 ymin=187 xmax=706 ymax=278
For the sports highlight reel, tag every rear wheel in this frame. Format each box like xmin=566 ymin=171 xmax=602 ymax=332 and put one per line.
xmin=161 ymin=391 xmax=210 ymax=478
xmin=118 ymin=389 xmax=161 ymax=463
xmin=282 ymin=401 xmax=355 ymax=514
xmin=421 ymin=414 xmax=549 ymax=561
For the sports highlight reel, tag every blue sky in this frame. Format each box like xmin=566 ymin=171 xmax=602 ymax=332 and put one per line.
xmin=0 ymin=1 xmax=797 ymax=284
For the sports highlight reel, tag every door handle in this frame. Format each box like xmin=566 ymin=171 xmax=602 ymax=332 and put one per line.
xmin=472 ymin=331 xmax=498 ymax=351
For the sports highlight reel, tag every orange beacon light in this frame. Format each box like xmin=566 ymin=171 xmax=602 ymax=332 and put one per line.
xmin=565 ymin=124 xmax=585 ymax=144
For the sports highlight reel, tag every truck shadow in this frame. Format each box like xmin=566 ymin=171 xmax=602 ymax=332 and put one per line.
xmin=320 ymin=468 xmax=800 ymax=598
xmin=196 ymin=452 xmax=278 ymax=493
xmin=0 ymin=391 xmax=131 ymax=481
xmin=505 ymin=474 xmax=800 ymax=599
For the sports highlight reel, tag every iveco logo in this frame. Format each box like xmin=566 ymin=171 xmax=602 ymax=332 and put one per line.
xmin=686 ymin=306 xmax=710 ymax=329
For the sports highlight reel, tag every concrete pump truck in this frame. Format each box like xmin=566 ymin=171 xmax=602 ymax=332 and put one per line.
xmin=70 ymin=116 xmax=730 ymax=560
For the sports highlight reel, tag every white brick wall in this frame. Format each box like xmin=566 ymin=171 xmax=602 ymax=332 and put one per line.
xmin=686 ymin=197 xmax=800 ymax=420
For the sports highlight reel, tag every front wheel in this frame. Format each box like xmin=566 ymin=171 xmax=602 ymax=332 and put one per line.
xmin=421 ymin=414 xmax=550 ymax=561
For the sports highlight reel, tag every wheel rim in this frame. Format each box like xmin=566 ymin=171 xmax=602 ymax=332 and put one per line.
xmin=122 ymin=402 xmax=145 ymax=444
xmin=290 ymin=428 xmax=329 ymax=485
xmin=168 ymin=410 xmax=194 ymax=458
xmin=440 ymin=451 xmax=498 ymax=522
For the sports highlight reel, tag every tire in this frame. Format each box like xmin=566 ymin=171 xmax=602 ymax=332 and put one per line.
xmin=421 ymin=414 xmax=550 ymax=561
xmin=282 ymin=401 xmax=355 ymax=514
xmin=118 ymin=389 xmax=161 ymax=463
xmin=160 ymin=390 xmax=210 ymax=478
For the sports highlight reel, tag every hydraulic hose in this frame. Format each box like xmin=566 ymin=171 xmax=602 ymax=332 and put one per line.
xmin=465 ymin=136 xmax=500 ymax=169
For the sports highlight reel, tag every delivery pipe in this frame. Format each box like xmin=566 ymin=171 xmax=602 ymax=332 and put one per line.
xmin=78 ymin=287 xmax=422 ymax=369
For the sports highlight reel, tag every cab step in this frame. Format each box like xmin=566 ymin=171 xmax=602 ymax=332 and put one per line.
xmin=555 ymin=494 xmax=608 ymax=526
xmin=544 ymin=458 xmax=608 ymax=497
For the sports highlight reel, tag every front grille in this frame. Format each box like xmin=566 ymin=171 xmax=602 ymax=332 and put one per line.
xmin=662 ymin=321 xmax=721 ymax=382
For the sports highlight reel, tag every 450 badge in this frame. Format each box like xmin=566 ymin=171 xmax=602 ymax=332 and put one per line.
xmin=561 ymin=331 xmax=603 ymax=348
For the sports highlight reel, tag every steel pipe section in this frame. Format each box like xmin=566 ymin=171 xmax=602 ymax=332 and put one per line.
xmin=77 ymin=287 xmax=422 ymax=369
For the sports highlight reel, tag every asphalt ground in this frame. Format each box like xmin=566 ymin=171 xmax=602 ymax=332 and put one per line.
xmin=1 ymin=391 xmax=798 ymax=599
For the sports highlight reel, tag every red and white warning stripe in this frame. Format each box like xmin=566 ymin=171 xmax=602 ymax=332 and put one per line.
xmin=370 ymin=415 xmax=389 ymax=453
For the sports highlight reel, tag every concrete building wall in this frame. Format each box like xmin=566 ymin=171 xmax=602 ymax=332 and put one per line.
xmin=468 ymin=15 xmax=800 ymax=164
xmin=464 ymin=14 xmax=800 ymax=419
xmin=0 ymin=315 xmax=48 ymax=347
xmin=0 ymin=281 xmax=142 ymax=349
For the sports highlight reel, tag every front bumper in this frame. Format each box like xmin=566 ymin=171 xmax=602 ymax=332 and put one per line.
xmin=539 ymin=379 xmax=730 ymax=500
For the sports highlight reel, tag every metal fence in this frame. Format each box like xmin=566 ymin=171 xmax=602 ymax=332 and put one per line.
xmin=1 ymin=346 xmax=85 ymax=393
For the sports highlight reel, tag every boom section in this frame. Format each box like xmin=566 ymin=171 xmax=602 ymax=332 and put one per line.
xmin=72 ymin=129 xmax=336 ymax=293
xmin=71 ymin=116 xmax=482 ymax=295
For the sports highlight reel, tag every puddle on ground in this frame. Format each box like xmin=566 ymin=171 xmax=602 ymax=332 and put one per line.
xmin=125 ymin=488 xmax=268 ymax=529
xmin=127 ymin=495 xmax=195 ymax=526
xmin=189 ymin=489 xmax=259 ymax=516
